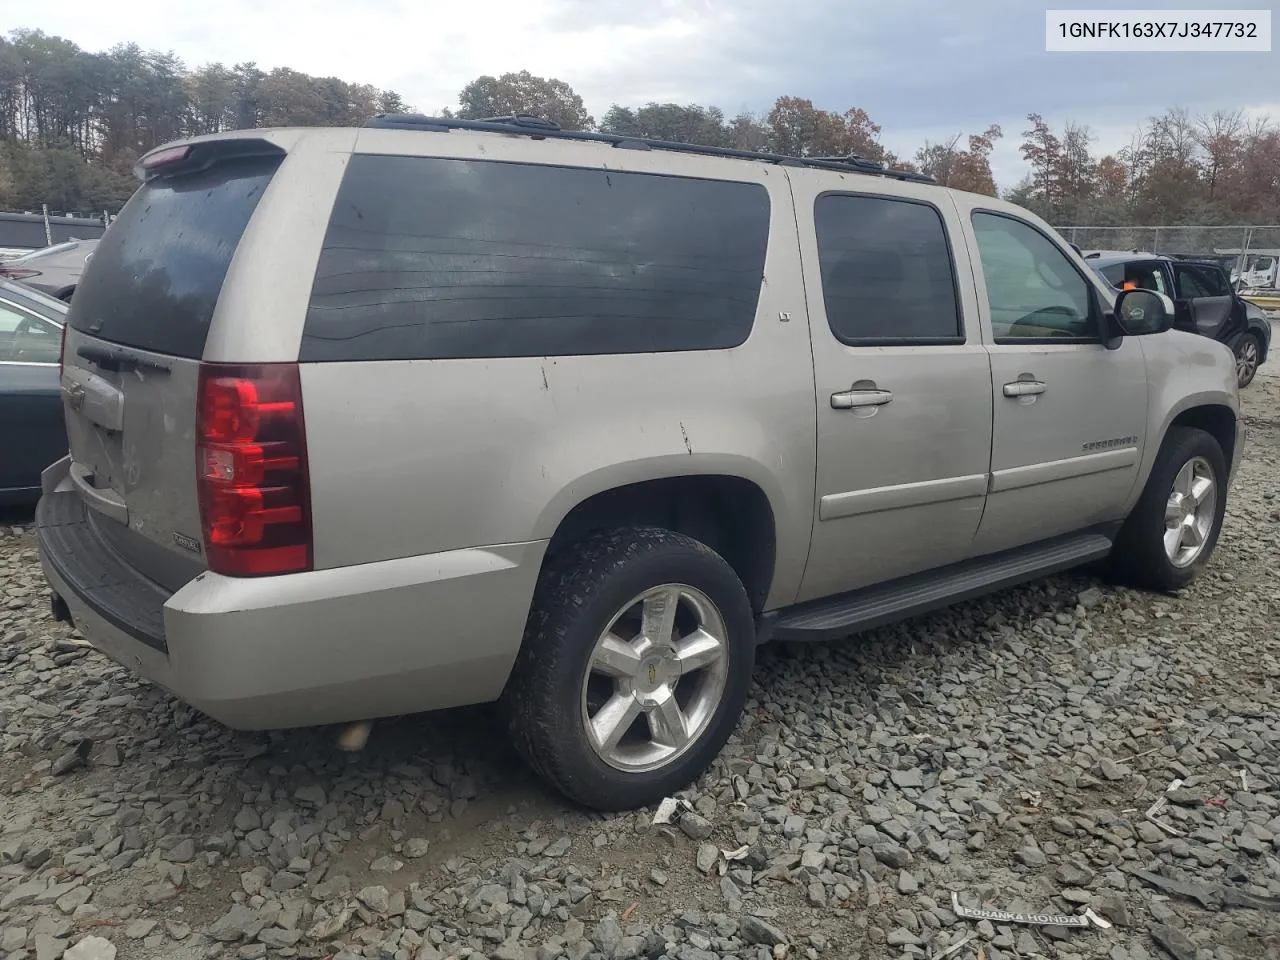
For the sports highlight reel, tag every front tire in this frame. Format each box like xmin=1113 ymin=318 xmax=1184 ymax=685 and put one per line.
xmin=1234 ymin=332 xmax=1261 ymax=388
xmin=1110 ymin=426 xmax=1227 ymax=592
xmin=504 ymin=527 xmax=755 ymax=810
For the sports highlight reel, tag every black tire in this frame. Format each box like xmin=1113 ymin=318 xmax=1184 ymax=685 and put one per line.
xmin=503 ymin=527 xmax=756 ymax=811
xmin=1110 ymin=426 xmax=1227 ymax=593
xmin=1234 ymin=331 xmax=1261 ymax=388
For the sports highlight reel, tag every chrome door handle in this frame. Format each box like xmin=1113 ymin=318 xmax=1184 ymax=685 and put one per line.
xmin=1002 ymin=380 xmax=1046 ymax=398
xmin=831 ymin=388 xmax=893 ymax=410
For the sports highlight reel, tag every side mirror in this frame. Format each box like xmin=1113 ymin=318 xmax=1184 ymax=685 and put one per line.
xmin=1113 ymin=288 xmax=1175 ymax=336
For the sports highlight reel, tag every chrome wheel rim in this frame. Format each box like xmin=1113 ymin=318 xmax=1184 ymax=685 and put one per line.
xmin=1236 ymin=339 xmax=1258 ymax=385
xmin=581 ymin=584 xmax=729 ymax=773
xmin=1164 ymin=456 xmax=1217 ymax=568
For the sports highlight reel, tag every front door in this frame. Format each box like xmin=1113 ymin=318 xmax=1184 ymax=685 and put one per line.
xmin=791 ymin=181 xmax=993 ymax=604
xmin=957 ymin=206 xmax=1148 ymax=556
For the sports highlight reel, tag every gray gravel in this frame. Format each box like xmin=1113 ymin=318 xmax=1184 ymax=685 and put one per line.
xmin=2 ymin=373 xmax=1280 ymax=960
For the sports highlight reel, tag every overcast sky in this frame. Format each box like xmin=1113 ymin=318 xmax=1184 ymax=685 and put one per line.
xmin=24 ymin=0 xmax=1280 ymax=189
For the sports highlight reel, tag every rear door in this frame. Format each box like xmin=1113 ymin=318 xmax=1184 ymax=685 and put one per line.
xmin=59 ymin=147 xmax=284 ymax=588
xmin=1171 ymin=262 xmax=1242 ymax=343
xmin=790 ymin=179 xmax=993 ymax=603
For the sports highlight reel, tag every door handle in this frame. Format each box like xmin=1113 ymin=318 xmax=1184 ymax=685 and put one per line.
xmin=831 ymin=387 xmax=893 ymax=410
xmin=1002 ymin=380 xmax=1046 ymax=398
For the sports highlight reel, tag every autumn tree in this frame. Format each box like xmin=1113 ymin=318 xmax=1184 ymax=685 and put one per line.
xmin=1225 ymin=123 xmax=1280 ymax=222
xmin=0 ymin=29 xmax=409 ymax=211
xmin=1195 ymin=109 xmax=1244 ymax=201
xmin=4 ymin=27 xmax=1280 ymax=226
xmin=1132 ymin=108 xmax=1202 ymax=222
xmin=1094 ymin=155 xmax=1129 ymax=209
xmin=1020 ymin=113 xmax=1064 ymax=214
xmin=600 ymin=102 xmax=730 ymax=146
xmin=915 ymin=124 xmax=1001 ymax=195
xmin=766 ymin=97 xmax=888 ymax=161
xmin=456 ymin=70 xmax=592 ymax=130
xmin=726 ymin=112 xmax=770 ymax=152
xmin=1057 ymin=122 xmax=1097 ymax=219
xmin=185 ymin=63 xmax=238 ymax=135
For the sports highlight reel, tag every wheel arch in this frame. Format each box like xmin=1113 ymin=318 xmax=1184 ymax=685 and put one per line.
xmin=1167 ymin=403 xmax=1238 ymax=473
xmin=537 ymin=466 xmax=781 ymax=614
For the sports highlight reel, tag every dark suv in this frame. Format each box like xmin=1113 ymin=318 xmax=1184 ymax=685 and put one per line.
xmin=1087 ymin=253 xmax=1271 ymax=387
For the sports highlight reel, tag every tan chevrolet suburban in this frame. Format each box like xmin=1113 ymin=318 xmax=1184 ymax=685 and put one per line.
xmin=36 ymin=115 xmax=1241 ymax=810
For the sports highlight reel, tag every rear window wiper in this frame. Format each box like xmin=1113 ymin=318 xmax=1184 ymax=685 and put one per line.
xmin=76 ymin=343 xmax=171 ymax=374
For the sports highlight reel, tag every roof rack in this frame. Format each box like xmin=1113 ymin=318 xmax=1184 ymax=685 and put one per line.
xmin=363 ymin=113 xmax=936 ymax=184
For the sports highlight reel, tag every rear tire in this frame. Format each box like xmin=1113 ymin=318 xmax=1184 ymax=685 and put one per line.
xmin=1110 ymin=426 xmax=1227 ymax=593
xmin=1234 ymin=332 xmax=1261 ymax=388
xmin=504 ymin=527 xmax=755 ymax=811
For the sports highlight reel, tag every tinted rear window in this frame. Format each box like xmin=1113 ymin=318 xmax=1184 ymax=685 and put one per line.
xmin=301 ymin=155 xmax=771 ymax=361
xmin=814 ymin=193 xmax=962 ymax=344
xmin=68 ymin=156 xmax=279 ymax=359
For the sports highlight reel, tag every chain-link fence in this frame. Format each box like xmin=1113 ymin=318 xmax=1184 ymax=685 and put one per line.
xmin=1055 ymin=224 xmax=1280 ymax=289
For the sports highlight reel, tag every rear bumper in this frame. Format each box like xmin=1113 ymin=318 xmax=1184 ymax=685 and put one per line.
xmin=36 ymin=462 xmax=546 ymax=730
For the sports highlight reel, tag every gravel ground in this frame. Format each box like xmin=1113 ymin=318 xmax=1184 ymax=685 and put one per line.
xmin=3 ymin=363 xmax=1279 ymax=960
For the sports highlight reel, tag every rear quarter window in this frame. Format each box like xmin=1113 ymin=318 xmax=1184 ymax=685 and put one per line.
xmin=301 ymin=156 xmax=772 ymax=361
xmin=68 ymin=156 xmax=280 ymax=359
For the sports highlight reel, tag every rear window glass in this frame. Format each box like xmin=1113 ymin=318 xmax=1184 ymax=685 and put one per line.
xmin=301 ymin=155 xmax=771 ymax=361
xmin=68 ymin=156 xmax=279 ymax=359
xmin=814 ymin=193 xmax=962 ymax=343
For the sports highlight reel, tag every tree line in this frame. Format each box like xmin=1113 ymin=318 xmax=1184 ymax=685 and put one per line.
xmin=2 ymin=28 xmax=1277 ymax=228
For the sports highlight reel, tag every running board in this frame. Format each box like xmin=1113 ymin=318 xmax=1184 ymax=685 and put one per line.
xmin=773 ymin=532 xmax=1114 ymax=642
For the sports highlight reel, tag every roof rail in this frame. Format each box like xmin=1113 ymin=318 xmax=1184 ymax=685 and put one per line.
xmin=362 ymin=113 xmax=936 ymax=184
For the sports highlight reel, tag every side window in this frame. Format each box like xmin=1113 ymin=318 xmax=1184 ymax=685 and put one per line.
xmin=814 ymin=194 xmax=961 ymax=343
xmin=0 ymin=303 xmax=60 ymax=363
xmin=1175 ymin=264 xmax=1228 ymax=298
xmin=1124 ymin=262 xmax=1168 ymax=294
xmin=971 ymin=213 xmax=1095 ymax=341
xmin=1099 ymin=265 xmax=1124 ymax=288
xmin=303 ymin=157 xmax=771 ymax=361
xmin=11 ymin=315 xmax=62 ymax=363
xmin=0 ymin=304 xmax=25 ymax=335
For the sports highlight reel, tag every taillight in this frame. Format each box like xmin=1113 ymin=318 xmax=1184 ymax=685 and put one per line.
xmin=58 ymin=324 xmax=66 ymax=373
xmin=196 ymin=363 xmax=312 ymax=577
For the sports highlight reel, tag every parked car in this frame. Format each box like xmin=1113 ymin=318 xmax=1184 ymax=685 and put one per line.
xmin=1086 ymin=252 xmax=1271 ymax=387
xmin=0 ymin=239 xmax=98 ymax=301
xmin=37 ymin=118 xmax=1241 ymax=810
xmin=0 ymin=280 xmax=67 ymax=504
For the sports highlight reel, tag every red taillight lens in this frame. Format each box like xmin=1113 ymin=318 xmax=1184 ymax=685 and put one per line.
xmin=141 ymin=144 xmax=191 ymax=172
xmin=196 ymin=363 xmax=312 ymax=577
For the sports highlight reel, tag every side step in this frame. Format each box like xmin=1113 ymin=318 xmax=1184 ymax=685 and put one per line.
xmin=773 ymin=531 xmax=1113 ymax=642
